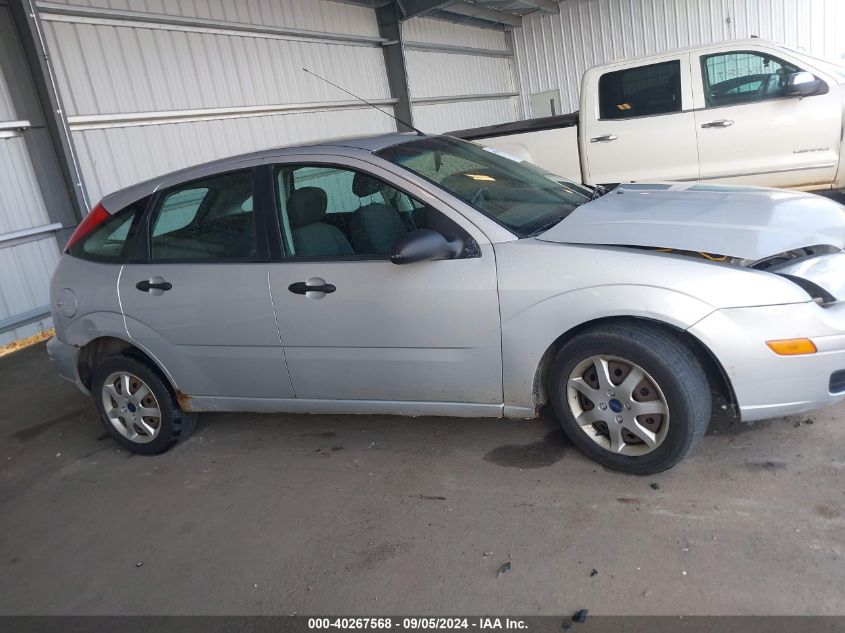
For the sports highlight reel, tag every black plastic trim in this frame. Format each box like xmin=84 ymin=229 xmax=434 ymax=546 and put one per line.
xmin=830 ymin=369 xmax=845 ymax=394
xmin=776 ymin=273 xmax=836 ymax=305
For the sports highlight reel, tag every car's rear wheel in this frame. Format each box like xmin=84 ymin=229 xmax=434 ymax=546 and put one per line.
xmin=549 ymin=322 xmax=711 ymax=474
xmin=92 ymin=355 xmax=196 ymax=455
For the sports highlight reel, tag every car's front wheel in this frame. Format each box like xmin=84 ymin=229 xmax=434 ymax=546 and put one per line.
xmin=549 ymin=322 xmax=711 ymax=474
xmin=91 ymin=355 xmax=196 ymax=455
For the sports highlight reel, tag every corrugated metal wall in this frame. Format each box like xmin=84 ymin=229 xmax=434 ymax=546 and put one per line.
xmin=0 ymin=3 xmax=61 ymax=346
xmin=402 ymin=16 xmax=521 ymax=132
xmin=513 ymin=0 xmax=845 ymax=115
xmin=38 ymin=0 xmax=397 ymax=203
xmin=3 ymin=0 xmax=527 ymax=346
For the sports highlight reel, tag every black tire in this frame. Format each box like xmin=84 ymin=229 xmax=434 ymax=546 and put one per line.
xmin=91 ymin=355 xmax=197 ymax=455
xmin=549 ymin=322 xmax=711 ymax=475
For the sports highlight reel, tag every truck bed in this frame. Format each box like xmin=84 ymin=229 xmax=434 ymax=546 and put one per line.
xmin=448 ymin=112 xmax=579 ymax=141
xmin=448 ymin=112 xmax=583 ymax=182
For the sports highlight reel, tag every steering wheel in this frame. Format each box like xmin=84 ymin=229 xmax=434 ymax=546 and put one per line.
xmin=471 ymin=187 xmax=491 ymax=208
xmin=758 ymin=74 xmax=781 ymax=97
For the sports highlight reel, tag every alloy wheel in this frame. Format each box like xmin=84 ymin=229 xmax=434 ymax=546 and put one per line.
xmin=101 ymin=371 xmax=162 ymax=443
xmin=566 ymin=355 xmax=669 ymax=456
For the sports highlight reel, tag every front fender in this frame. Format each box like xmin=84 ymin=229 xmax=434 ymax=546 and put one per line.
xmin=501 ymin=284 xmax=716 ymax=411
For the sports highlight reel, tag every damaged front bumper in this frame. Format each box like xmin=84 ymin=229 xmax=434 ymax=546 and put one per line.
xmin=689 ymin=300 xmax=845 ymax=422
xmin=766 ymin=251 xmax=845 ymax=305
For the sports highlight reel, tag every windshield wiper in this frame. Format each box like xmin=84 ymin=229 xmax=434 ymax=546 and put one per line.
xmin=527 ymin=214 xmax=569 ymax=237
xmin=590 ymin=184 xmax=610 ymax=200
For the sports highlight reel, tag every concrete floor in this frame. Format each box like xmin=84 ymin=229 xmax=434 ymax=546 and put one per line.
xmin=1 ymin=342 xmax=844 ymax=616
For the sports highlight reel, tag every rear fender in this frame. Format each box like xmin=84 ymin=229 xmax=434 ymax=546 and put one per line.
xmin=62 ymin=311 xmax=181 ymax=393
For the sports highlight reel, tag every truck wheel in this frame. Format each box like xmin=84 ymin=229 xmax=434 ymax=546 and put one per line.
xmin=91 ymin=355 xmax=196 ymax=455
xmin=549 ymin=322 xmax=710 ymax=474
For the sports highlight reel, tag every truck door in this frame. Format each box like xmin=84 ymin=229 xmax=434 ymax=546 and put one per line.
xmin=692 ymin=48 xmax=841 ymax=189
xmin=581 ymin=54 xmax=699 ymax=186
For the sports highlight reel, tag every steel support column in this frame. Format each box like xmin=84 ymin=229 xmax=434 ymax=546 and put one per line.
xmin=6 ymin=0 xmax=87 ymax=236
xmin=376 ymin=2 xmax=415 ymax=133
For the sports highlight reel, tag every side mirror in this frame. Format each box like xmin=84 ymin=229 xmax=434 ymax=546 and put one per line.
xmin=786 ymin=71 xmax=823 ymax=97
xmin=390 ymin=229 xmax=463 ymax=265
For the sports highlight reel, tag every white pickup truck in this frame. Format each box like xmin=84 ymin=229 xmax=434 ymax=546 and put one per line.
xmin=450 ymin=39 xmax=845 ymax=192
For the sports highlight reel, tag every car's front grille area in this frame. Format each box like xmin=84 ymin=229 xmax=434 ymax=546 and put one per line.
xmin=830 ymin=370 xmax=845 ymax=394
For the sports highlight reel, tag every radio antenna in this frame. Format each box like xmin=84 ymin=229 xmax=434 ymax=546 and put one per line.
xmin=303 ymin=67 xmax=425 ymax=136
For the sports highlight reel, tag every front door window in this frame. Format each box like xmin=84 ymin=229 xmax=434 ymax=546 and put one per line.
xmin=274 ymin=164 xmax=471 ymax=259
xmin=701 ymin=51 xmax=801 ymax=107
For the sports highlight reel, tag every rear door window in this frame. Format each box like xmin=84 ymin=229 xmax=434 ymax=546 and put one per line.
xmin=149 ymin=170 xmax=256 ymax=261
xmin=599 ymin=60 xmax=682 ymax=119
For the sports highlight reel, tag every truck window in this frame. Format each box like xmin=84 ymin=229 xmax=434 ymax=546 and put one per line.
xmin=701 ymin=51 xmax=800 ymax=107
xmin=598 ymin=60 xmax=682 ymax=120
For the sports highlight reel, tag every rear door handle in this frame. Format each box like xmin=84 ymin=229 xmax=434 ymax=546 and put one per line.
xmin=288 ymin=279 xmax=336 ymax=297
xmin=701 ymin=119 xmax=734 ymax=128
xmin=590 ymin=134 xmax=618 ymax=143
xmin=136 ymin=277 xmax=172 ymax=294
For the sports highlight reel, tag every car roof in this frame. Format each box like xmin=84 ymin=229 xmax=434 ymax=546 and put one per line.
xmin=99 ymin=131 xmax=425 ymax=213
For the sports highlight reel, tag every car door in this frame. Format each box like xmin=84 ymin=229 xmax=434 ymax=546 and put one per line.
xmin=118 ymin=166 xmax=294 ymax=400
xmin=581 ymin=54 xmax=699 ymax=185
xmin=265 ymin=157 xmax=503 ymax=409
xmin=693 ymin=48 xmax=841 ymax=188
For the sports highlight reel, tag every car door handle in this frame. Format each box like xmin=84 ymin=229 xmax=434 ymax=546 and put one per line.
xmin=590 ymin=134 xmax=618 ymax=143
xmin=136 ymin=279 xmax=172 ymax=292
xmin=288 ymin=281 xmax=336 ymax=295
xmin=701 ymin=119 xmax=734 ymax=128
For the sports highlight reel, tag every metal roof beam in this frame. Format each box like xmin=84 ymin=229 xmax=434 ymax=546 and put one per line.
xmin=397 ymin=0 xmax=457 ymax=19
xmin=439 ymin=2 xmax=522 ymax=26
xmin=520 ymin=0 xmax=560 ymax=13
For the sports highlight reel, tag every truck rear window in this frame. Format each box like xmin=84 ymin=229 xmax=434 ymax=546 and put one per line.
xmin=599 ymin=60 xmax=682 ymax=119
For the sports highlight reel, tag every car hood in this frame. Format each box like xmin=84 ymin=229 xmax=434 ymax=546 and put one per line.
xmin=538 ymin=183 xmax=845 ymax=261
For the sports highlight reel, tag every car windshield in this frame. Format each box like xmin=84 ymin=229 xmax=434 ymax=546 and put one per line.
xmin=375 ymin=136 xmax=592 ymax=237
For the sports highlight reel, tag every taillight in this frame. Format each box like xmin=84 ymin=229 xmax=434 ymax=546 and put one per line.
xmin=65 ymin=203 xmax=110 ymax=252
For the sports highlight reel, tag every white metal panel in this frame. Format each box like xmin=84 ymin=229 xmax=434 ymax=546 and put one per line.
xmin=0 ymin=237 xmax=60 ymax=346
xmin=36 ymin=0 xmax=396 ymax=204
xmin=0 ymin=137 xmax=52 ymax=234
xmin=72 ymin=107 xmax=394 ymax=203
xmin=412 ymin=97 xmax=520 ymax=134
xmin=0 ymin=14 xmax=59 ymax=345
xmin=725 ymin=0 xmax=845 ymax=63
xmin=42 ymin=20 xmax=391 ymax=117
xmin=402 ymin=16 xmax=519 ymax=132
xmin=41 ymin=0 xmax=381 ymax=37
xmin=405 ymin=50 xmax=515 ymax=99
xmin=514 ymin=0 xmax=845 ymax=116
xmin=401 ymin=15 xmax=508 ymax=50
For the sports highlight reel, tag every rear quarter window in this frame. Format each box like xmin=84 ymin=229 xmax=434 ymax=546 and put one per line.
xmin=68 ymin=197 xmax=148 ymax=262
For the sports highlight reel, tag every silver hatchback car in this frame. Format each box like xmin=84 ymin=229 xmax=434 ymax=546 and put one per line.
xmin=48 ymin=133 xmax=845 ymax=473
